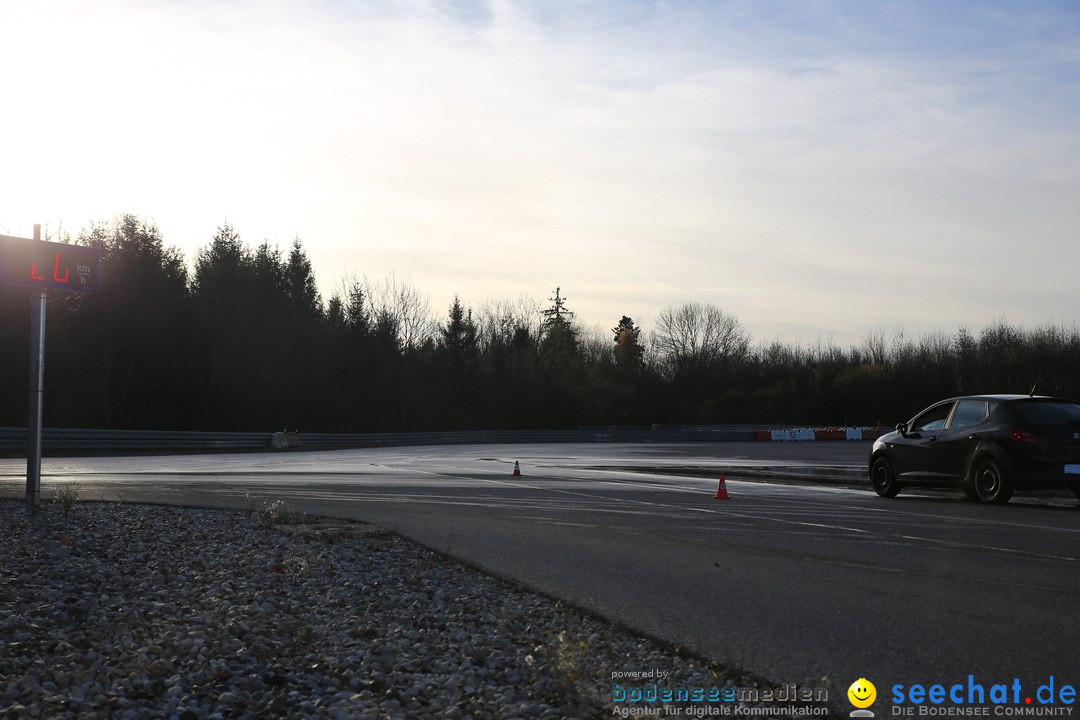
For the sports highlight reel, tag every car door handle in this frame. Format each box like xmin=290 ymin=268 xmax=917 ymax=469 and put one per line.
xmin=929 ymin=436 xmax=939 ymax=442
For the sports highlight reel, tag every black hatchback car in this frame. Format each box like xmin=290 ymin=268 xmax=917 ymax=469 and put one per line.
xmin=869 ymin=394 xmax=1080 ymax=504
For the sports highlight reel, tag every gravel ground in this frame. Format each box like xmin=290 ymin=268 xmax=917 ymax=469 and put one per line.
xmin=0 ymin=496 xmax=836 ymax=719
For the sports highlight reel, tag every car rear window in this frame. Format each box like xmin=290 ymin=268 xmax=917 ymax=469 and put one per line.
xmin=1011 ymin=401 xmax=1080 ymax=425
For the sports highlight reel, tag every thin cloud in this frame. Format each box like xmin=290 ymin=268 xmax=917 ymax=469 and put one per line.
xmin=0 ymin=0 xmax=1077 ymax=342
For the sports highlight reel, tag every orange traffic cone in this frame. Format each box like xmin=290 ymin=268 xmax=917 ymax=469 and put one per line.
xmin=714 ymin=475 xmax=730 ymax=500
xmin=512 ymin=461 xmax=522 ymax=477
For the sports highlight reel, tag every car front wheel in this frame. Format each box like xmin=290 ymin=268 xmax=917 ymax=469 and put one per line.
xmin=871 ymin=457 xmax=901 ymax=498
xmin=972 ymin=457 xmax=1013 ymax=504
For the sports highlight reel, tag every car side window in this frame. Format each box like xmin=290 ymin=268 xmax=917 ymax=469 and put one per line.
xmin=949 ymin=399 xmax=988 ymax=429
xmin=912 ymin=402 xmax=953 ymax=432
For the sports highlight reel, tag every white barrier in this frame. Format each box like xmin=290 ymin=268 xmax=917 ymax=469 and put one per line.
xmin=761 ymin=427 xmax=881 ymax=442
xmin=770 ymin=428 xmax=815 ymax=442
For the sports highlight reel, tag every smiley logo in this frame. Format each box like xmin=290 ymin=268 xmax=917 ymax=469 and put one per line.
xmin=848 ymin=678 xmax=877 ymax=709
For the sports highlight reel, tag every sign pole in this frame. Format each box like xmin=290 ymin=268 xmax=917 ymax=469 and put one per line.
xmin=26 ymin=224 xmax=45 ymax=510
xmin=1 ymin=223 xmax=99 ymax=509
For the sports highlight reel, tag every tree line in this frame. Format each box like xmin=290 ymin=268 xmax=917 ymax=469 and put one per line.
xmin=2 ymin=215 xmax=1078 ymax=433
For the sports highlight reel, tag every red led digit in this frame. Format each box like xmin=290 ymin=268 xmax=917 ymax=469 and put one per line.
xmin=29 ymin=263 xmax=45 ymax=281
xmin=52 ymin=252 xmax=69 ymax=283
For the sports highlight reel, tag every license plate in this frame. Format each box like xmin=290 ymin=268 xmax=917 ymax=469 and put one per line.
xmin=1066 ymin=464 xmax=1080 ymax=475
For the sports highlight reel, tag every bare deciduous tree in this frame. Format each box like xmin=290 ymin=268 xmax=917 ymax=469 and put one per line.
xmin=474 ymin=295 xmax=543 ymax=353
xmin=364 ymin=274 xmax=435 ymax=351
xmin=652 ymin=302 xmax=750 ymax=376
xmin=862 ymin=327 xmax=888 ymax=366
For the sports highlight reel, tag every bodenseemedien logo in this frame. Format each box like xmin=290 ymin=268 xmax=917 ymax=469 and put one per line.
xmin=849 ymin=678 xmax=877 ymax=718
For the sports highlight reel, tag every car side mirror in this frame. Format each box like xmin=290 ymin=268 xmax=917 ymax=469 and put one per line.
xmin=896 ymin=422 xmax=908 ymax=437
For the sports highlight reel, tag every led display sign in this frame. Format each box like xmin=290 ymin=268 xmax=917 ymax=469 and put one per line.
xmin=0 ymin=234 xmax=100 ymax=291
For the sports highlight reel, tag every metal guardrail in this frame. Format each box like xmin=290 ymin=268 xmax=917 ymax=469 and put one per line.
xmin=0 ymin=427 xmax=273 ymax=452
xmin=0 ymin=426 xmax=757 ymax=453
xmin=298 ymin=427 xmax=756 ymax=449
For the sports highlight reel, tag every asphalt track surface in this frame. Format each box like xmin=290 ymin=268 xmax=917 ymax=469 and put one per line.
xmin=3 ymin=442 xmax=1078 ymax=696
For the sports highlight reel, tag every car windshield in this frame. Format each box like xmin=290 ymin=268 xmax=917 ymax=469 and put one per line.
xmin=911 ymin=402 xmax=953 ymax=431
xmin=1011 ymin=400 xmax=1080 ymax=425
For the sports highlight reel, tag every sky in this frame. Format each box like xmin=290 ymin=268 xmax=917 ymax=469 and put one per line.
xmin=1 ymin=0 xmax=1078 ymax=345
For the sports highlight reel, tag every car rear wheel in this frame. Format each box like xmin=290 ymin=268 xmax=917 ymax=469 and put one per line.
xmin=972 ymin=458 xmax=1013 ymax=504
xmin=871 ymin=457 xmax=901 ymax=498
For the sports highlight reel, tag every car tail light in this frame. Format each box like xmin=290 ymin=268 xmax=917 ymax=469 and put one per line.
xmin=1009 ymin=429 xmax=1038 ymax=443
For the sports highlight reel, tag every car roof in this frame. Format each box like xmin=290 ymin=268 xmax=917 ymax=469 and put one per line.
xmin=909 ymin=395 xmax=1078 ymax=422
xmin=947 ymin=394 xmax=1066 ymax=402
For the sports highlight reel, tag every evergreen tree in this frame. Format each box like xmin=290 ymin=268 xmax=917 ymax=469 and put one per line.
xmin=435 ymin=296 xmax=481 ymax=427
xmin=191 ymin=224 xmax=255 ymax=428
xmin=440 ymin=296 xmax=479 ymax=363
xmin=539 ymin=287 xmax=578 ymax=370
xmin=284 ymin=237 xmax=322 ymax=322
xmin=345 ymin=281 xmax=370 ymax=336
xmin=612 ymin=315 xmax=644 ymax=374
xmin=76 ymin=215 xmax=190 ymax=428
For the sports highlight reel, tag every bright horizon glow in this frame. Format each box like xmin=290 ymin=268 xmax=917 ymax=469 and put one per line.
xmin=2 ymin=1 xmax=1078 ymax=345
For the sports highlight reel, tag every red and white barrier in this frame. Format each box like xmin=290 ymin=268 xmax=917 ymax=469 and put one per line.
xmin=756 ymin=426 xmax=886 ymax=442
